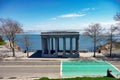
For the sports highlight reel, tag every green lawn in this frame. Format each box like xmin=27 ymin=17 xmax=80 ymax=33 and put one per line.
xmin=38 ymin=77 xmax=119 ymax=80
xmin=0 ymin=36 xmax=6 ymax=45
xmin=0 ymin=41 xmax=6 ymax=45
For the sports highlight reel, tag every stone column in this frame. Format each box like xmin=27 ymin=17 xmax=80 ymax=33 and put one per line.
xmin=44 ymin=38 xmax=48 ymax=54
xmin=55 ymin=37 xmax=58 ymax=54
xmin=77 ymin=36 xmax=79 ymax=54
xmin=70 ymin=37 xmax=72 ymax=55
xmin=63 ymin=37 xmax=66 ymax=55
xmin=41 ymin=37 xmax=44 ymax=56
xmin=51 ymin=38 xmax=53 ymax=50
xmin=76 ymin=36 xmax=79 ymax=55
xmin=47 ymin=38 xmax=50 ymax=55
xmin=57 ymin=38 xmax=59 ymax=51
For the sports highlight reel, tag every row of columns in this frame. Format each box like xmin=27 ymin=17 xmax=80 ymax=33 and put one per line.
xmin=41 ymin=37 xmax=79 ymax=56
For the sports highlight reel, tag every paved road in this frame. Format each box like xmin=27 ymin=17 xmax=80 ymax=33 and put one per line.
xmin=0 ymin=61 xmax=60 ymax=65
xmin=0 ymin=61 xmax=61 ymax=79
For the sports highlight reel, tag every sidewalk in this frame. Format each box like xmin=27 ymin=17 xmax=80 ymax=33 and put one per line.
xmin=80 ymin=52 xmax=105 ymax=57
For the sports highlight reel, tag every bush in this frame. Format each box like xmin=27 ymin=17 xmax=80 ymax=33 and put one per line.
xmin=39 ymin=77 xmax=49 ymax=80
xmin=0 ymin=36 xmax=6 ymax=45
xmin=0 ymin=36 xmax=3 ymax=42
xmin=38 ymin=77 xmax=118 ymax=80
xmin=0 ymin=41 xmax=6 ymax=45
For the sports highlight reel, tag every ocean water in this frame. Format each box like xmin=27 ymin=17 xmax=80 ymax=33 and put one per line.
xmin=15 ymin=34 xmax=95 ymax=52
xmin=3 ymin=34 xmax=120 ymax=52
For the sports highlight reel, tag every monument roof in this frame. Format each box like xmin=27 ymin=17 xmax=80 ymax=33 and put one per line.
xmin=41 ymin=31 xmax=79 ymax=36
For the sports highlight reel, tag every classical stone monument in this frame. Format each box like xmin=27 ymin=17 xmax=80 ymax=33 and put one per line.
xmin=41 ymin=31 xmax=79 ymax=58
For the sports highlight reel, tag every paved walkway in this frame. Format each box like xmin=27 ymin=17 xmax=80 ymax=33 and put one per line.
xmin=0 ymin=60 xmax=61 ymax=80
xmin=80 ymin=52 xmax=105 ymax=57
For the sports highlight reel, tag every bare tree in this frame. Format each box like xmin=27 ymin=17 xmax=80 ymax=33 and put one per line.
xmin=21 ymin=34 xmax=31 ymax=57
xmin=114 ymin=12 xmax=120 ymax=21
xmin=84 ymin=23 xmax=104 ymax=57
xmin=114 ymin=12 xmax=120 ymax=33
xmin=106 ymin=25 xmax=118 ymax=57
xmin=0 ymin=18 xmax=23 ymax=57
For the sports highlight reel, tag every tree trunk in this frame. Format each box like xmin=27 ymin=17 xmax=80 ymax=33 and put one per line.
xmin=27 ymin=52 xmax=29 ymax=58
xmin=109 ymin=40 xmax=112 ymax=57
xmin=93 ymin=41 xmax=96 ymax=57
xmin=12 ymin=48 xmax=15 ymax=57
xmin=9 ymin=41 xmax=15 ymax=57
xmin=12 ymin=41 xmax=15 ymax=57
xmin=26 ymin=47 xmax=29 ymax=57
xmin=109 ymin=45 xmax=112 ymax=57
xmin=93 ymin=34 xmax=96 ymax=57
xmin=109 ymin=32 xmax=112 ymax=57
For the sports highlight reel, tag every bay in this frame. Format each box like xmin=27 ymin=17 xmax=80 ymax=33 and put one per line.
xmin=16 ymin=34 xmax=94 ymax=52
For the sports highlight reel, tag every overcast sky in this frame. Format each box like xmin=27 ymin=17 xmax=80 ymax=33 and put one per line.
xmin=0 ymin=0 xmax=120 ymax=31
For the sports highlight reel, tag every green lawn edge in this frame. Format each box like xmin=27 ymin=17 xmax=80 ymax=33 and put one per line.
xmin=37 ymin=77 xmax=120 ymax=80
xmin=0 ymin=41 xmax=6 ymax=45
